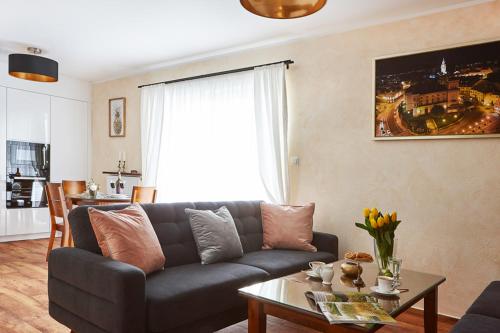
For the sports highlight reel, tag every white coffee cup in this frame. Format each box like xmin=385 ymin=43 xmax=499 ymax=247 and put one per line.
xmin=378 ymin=276 xmax=395 ymax=292
xmin=309 ymin=261 xmax=325 ymax=276
xmin=319 ymin=264 xmax=334 ymax=285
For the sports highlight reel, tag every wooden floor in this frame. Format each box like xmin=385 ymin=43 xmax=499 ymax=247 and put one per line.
xmin=0 ymin=238 xmax=457 ymax=333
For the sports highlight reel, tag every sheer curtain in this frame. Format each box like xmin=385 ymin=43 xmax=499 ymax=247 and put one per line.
xmin=140 ymin=64 xmax=289 ymax=203
xmin=254 ymin=64 xmax=289 ymax=204
xmin=140 ymin=84 xmax=165 ymax=186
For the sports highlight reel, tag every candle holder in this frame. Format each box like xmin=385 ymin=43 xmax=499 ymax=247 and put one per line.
xmin=121 ymin=160 xmax=126 ymax=173
xmin=117 ymin=160 xmax=122 ymax=172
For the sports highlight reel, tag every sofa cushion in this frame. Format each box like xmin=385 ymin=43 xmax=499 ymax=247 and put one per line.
xmin=193 ymin=201 xmax=264 ymax=253
xmin=261 ymin=202 xmax=317 ymax=252
xmin=450 ymin=314 xmax=500 ymax=333
xmin=185 ymin=206 xmax=243 ymax=264
xmin=231 ymin=249 xmax=336 ymax=278
xmin=87 ymin=204 xmax=165 ymax=274
xmin=145 ymin=262 xmax=268 ymax=332
xmin=466 ymin=281 xmax=500 ymax=319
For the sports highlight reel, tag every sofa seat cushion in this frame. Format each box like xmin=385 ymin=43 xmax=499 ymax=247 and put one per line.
xmin=231 ymin=249 xmax=335 ymax=278
xmin=145 ymin=262 xmax=269 ymax=332
xmin=466 ymin=281 xmax=500 ymax=319
xmin=451 ymin=314 xmax=500 ymax=333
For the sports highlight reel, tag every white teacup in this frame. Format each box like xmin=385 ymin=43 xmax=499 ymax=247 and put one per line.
xmin=319 ymin=264 xmax=334 ymax=285
xmin=309 ymin=261 xmax=325 ymax=276
xmin=377 ymin=276 xmax=395 ymax=292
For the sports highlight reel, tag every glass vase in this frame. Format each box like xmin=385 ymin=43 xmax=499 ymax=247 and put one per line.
xmin=373 ymin=238 xmax=396 ymax=276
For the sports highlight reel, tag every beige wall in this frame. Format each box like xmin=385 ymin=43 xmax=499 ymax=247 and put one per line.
xmin=92 ymin=1 xmax=500 ymax=317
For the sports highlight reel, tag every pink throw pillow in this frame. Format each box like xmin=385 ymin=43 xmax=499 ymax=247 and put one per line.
xmin=87 ymin=204 xmax=165 ymax=274
xmin=261 ymin=202 xmax=317 ymax=252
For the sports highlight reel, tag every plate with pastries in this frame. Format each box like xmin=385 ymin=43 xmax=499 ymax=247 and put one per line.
xmin=344 ymin=251 xmax=374 ymax=263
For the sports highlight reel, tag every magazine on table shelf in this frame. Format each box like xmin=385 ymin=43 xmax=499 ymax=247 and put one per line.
xmin=305 ymin=291 xmax=397 ymax=325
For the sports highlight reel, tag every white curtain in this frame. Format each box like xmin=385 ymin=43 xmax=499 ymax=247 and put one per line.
xmin=141 ymin=84 xmax=165 ymax=186
xmin=254 ymin=64 xmax=289 ymax=204
xmin=140 ymin=63 xmax=289 ymax=203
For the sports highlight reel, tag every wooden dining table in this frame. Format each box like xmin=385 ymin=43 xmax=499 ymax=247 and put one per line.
xmin=65 ymin=192 xmax=131 ymax=206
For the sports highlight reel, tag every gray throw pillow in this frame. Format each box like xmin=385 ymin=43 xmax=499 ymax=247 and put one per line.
xmin=185 ymin=206 xmax=243 ymax=264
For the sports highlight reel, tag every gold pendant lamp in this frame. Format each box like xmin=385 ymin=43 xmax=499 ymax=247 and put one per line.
xmin=240 ymin=0 xmax=327 ymax=19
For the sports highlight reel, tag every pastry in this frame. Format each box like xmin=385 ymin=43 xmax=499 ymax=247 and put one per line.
xmin=344 ymin=251 xmax=374 ymax=262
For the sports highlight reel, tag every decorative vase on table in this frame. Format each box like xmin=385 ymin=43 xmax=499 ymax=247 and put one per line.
xmin=87 ymin=179 xmax=99 ymax=199
xmin=355 ymin=208 xmax=402 ymax=277
xmin=373 ymin=237 xmax=397 ymax=277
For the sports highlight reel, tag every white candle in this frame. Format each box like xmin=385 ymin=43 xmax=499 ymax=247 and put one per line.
xmin=123 ymin=151 xmax=126 ymax=161
xmin=118 ymin=152 xmax=121 ymax=161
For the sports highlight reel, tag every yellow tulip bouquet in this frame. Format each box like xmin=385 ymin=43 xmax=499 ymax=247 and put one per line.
xmin=355 ymin=208 xmax=401 ymax=276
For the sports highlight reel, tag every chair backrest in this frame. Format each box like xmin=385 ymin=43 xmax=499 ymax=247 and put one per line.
xmin=131 ymin=186 xmax=157 ymax=203
xmin=62 ymin=180 xmax=87 ymax=195
xmin=68 ymin=201 xmax=264 ymax=268
xmin=46 ymin=183 xmax=64 ymax=218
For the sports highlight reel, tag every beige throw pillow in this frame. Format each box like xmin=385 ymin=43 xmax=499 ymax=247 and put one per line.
xmin=87 ymin=204 xmax=165 ymax=274
xmin=261 ymin=202 xmax=317 ymax=252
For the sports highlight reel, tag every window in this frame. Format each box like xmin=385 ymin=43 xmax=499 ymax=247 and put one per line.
xmin=140 ymin=64 xmax=289 ymax=203
xmin=157 ymin=71 xmax=265 ymax=202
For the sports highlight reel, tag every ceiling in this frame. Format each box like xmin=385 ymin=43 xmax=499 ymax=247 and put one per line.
xmin=0 ymin=0 xmax=490 ymax=82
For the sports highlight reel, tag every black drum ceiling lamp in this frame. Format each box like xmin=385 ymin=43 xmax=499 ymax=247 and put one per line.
xmin=240 ymin=0 xmax=327 ymax=19
xmin=9 ymin=47 xmax=58 ymax=83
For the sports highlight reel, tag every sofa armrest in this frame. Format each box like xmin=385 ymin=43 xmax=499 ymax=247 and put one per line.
xmin=48 ymin=247 xmax=146 ymax=333
xmin=312 ymin=232 xmax=339 ymax=259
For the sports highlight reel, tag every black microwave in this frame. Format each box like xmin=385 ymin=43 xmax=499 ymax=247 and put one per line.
xmin=6 ymin=141 xmax=50 ymax=208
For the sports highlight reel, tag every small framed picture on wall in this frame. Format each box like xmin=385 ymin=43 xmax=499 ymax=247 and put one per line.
xmin=109 ymin=97 xmax=126 ymax=137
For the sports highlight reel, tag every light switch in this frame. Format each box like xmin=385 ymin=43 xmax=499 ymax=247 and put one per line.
xmin=290 ymin=156 xmax=300 ymax=166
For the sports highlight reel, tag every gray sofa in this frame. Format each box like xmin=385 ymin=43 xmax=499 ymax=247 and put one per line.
xmin=450 ymin=281 xmax=500 ymax=333
xmin=48 ymin=201 xmax=338 ymax=333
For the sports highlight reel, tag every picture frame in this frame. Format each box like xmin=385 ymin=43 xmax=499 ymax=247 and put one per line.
xmin=109 ymin=97 xmax=126 ymax=137
xmin=373 ymin=39 xmax=500 ymax=140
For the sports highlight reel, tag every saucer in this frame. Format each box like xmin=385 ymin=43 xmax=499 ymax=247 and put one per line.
xmin=370 ymin=286 xmax=401 ymax=296
xmin=304 ymin=270 xmax=321 ymax=279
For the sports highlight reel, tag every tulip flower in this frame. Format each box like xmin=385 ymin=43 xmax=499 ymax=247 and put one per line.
xmin=391 ymin=212 xmax=397 ymax=222
xmin=355 ymin=208 xmax=402 ymax=277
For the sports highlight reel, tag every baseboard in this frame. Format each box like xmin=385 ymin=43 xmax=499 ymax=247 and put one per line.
xmin=0 ymin=232 xmax=57 ymax=243
xmin=408 ymin=306 xmax=460 ymax=321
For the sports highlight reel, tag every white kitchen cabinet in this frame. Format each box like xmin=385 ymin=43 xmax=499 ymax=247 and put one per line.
xmin=3 ymin=95 xmax=88 ymax=237
xmin=5 ymin=208 xmax=50 ymax=235
xmin=50 ymin=97 xmax=88 ymax=182
xmin=0 ymin=87 xmax=6 ymax=236
xmin=6 ymin=88 xmax=51 ymax=144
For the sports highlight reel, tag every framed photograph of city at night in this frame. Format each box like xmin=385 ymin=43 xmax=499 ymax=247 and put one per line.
xmin=373 ymin=40 xmax=500 ymax=140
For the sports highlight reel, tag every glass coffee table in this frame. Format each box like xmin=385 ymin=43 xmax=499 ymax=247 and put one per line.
xmin=239 ymin=261 xmax=445 ymax=333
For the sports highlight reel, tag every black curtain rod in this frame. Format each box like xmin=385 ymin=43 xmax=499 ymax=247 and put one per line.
xmin=138 ymin=60 xmax=294 ymax=88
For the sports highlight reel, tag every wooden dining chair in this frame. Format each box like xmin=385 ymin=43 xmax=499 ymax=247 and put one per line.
xmin=62 ymin=180 xmax=87 ymax=209
xmin=131 ymin=186 xmax=157 ymax=203
xmin=45 ymin=183 xmax=72 ymax=261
